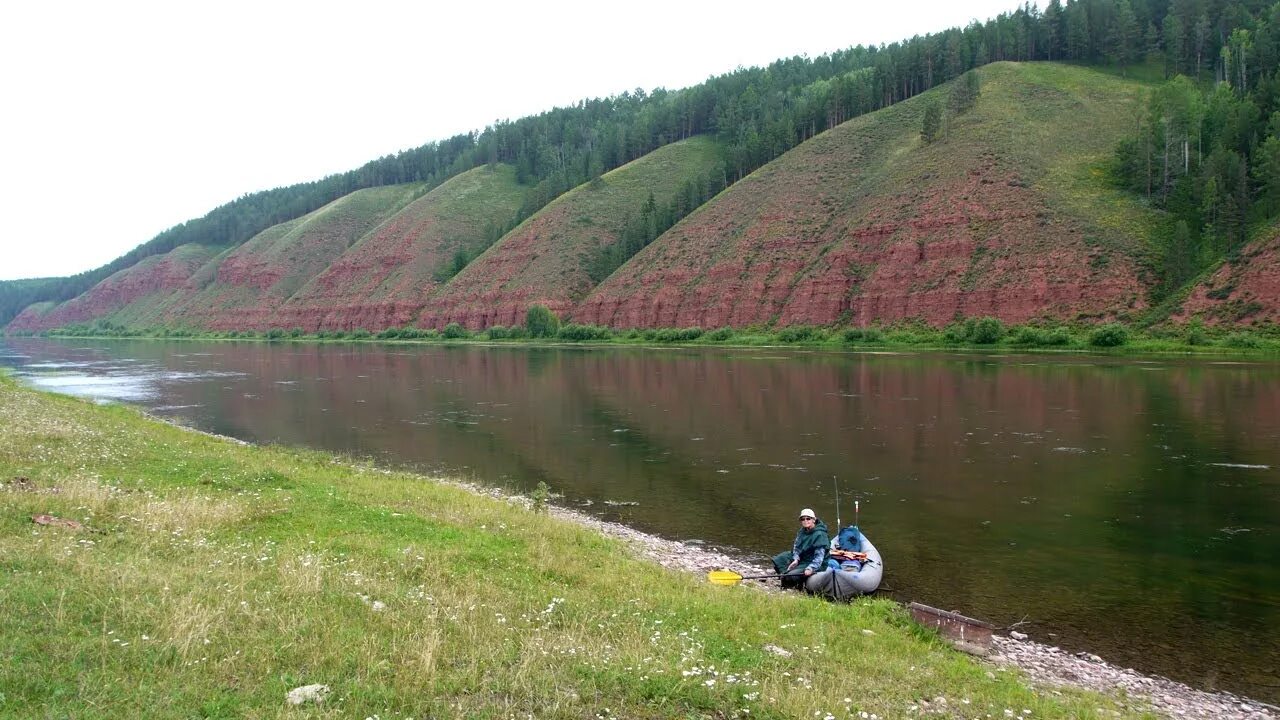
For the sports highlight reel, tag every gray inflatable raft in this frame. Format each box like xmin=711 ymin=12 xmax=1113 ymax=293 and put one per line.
xmin=803 ymin=531 xmax=883 ymax=600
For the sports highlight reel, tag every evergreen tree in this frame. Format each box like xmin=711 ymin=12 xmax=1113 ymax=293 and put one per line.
xmin=1066 ymin=1 xmax=1092 ymax=60
xmin=921 ymin=102 xmax=943 ymax=143
xmin=1108 ymin=0 xmax=1140 ymax=68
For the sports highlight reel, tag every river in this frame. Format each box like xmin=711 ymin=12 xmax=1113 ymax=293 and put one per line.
xmin=2 ymin=337 xmax=1277 ymax=702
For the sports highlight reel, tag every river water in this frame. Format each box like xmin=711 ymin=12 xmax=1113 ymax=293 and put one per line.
xmin=2 ymin=337 xmax=1277 ymax=701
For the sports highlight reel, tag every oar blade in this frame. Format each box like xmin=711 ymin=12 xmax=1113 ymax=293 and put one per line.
xmin=707 ymin=569 xmax=744 ymax=586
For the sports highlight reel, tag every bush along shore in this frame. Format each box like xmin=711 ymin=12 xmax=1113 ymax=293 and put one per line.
xmin=0 ymin=375 xmax=1197 ymax=720
xmin=13 ymin=308 xmax=1280 ymax=356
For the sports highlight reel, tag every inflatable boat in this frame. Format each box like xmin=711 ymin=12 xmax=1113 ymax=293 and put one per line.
xmin=802 ymin=528 xmax=883 ymax=600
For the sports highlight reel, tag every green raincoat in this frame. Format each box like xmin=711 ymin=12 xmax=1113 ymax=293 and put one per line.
xmin=772 ymin=518 xmax=830 ymax=575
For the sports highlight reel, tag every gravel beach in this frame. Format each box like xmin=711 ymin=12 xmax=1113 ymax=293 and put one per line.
xmin=544 ymin=498 xmax=1278 ymax=720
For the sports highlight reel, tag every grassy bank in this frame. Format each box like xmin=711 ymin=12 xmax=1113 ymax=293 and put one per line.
xmin=0 ymin=377 xmax=1156 ymax=719
xmin=19 ymin=314 xmax=1280 ymax=357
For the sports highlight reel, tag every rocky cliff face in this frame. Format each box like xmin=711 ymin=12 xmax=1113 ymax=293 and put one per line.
xmin=575 ymin=64 xmax=1148 ymax=329
xmin=1179 ymin=234 xmax=1280 ymax=325
xmin=6 ymin=246 xmax=217 ymax=332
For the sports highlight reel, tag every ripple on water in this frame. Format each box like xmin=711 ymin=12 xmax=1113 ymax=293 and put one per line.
xmin=1209 ymin=462 xmax=1271 ymax=470
xmin=26 ymin=374 xmax=154 ymax=401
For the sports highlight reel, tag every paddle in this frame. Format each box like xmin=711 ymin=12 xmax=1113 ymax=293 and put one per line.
xmin=707 ymin=569 xmax=789 ymax=586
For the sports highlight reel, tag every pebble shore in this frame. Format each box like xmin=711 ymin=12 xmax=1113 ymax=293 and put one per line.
xmin=545 ymin=500 xmax=1278 ymax=720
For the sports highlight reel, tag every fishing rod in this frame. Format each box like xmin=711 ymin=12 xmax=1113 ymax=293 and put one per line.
xmin=833 ymin=475 xmax=841 ymax=528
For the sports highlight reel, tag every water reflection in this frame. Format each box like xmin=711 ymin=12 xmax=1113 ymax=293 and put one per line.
xmin=2 ymin=338 xmax=1277 ymax=700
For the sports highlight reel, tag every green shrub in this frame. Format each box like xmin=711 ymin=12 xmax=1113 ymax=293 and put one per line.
xmin=971 ymin=317 xmax=1005 ymax=344
xmin=504 ymin=326 xmax=526 ymax=340
xmin=706 ymin=327 xmax=735 ymax=342
xmin=1010 ymin=325 xmax=1070 ymax=347
xmin=526 ymin=305 xmax=560 ymax=338
xmin=1088 ymin=323 xmax=1128 ymax=347
xmin=557 ymin=324 xmax=612 ymax=341
xmin=843 ymin=327 xmax=884 ymax=343
xmin=653 ymin=327 xmax=704 ymax=343
xmin=531 ymin=481 xmax=551 ymax=514
xmin=289 ymin=327 xmax=304 ymax=338
xmin=487 ymin=326 xmax=509 ymax=339
xmin=350 ymin=329 xmax=371 ymax=340
xmin=1010 ymin=326 xmax=1041 ymax=345
xmin=1042 ymin=328 xmax=1072 ymax=346
xmin=776 ymin=326 xmax=817 ymax=343
xmin=1223 ymin=331 xmax=1261 ymax=349
xmin=442 ymin=323 xmax=470 ymax=339
xmin=1184 ymin=321 xmax=1208 ymax=346
xmin=376 ymin=327 xmax=402 ymax=339
xmin=943 ymin=319 xmax=975 ymax=344
xmin=265 ymin=328 xmax=285 ymax=340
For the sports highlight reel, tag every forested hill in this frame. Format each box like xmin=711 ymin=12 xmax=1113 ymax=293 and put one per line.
xmin=7 ymin=0 xmax=1280 ymax=331
xmin=0 ymin=0 xmax=1217 ymax=326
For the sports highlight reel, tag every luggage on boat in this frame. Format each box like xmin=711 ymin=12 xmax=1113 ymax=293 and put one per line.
xmin=802 ymin=526 xmax=883 ymax=600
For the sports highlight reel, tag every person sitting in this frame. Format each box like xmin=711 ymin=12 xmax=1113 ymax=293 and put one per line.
xmin=771 ymin=508 xmax=830 ymax=588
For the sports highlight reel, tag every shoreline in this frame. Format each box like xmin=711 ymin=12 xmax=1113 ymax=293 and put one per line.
xmin=546 ymin=496 xmax=1278 ymax=720
xmin=8 ymin=328 xmax=1280 ymax=361
xmin=335 ymin=439 xmax=1278 ymax=720
xmin=25 ymin=389 xmax=1280 ymax=719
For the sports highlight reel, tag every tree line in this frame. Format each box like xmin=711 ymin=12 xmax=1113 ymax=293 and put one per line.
xmin=1113 ymin=2 xmax=1280 ymax=296
xmin=6 ymin=0 xmax=1278 ymax=327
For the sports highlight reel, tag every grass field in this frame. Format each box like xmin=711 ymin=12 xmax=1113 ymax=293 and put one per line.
xmin=0 ymin=374 xmax=1156 ymax=719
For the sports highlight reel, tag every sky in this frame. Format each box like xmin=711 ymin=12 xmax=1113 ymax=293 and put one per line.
xmin=0 ymin=0 xmax=1022 ymax=281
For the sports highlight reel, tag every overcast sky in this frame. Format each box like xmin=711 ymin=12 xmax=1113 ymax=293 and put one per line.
xmin=0 ymin=0 xmax=1021 ymax=281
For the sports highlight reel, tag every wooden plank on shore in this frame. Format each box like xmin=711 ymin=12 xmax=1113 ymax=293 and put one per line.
xmin=908 ymin=602 xmax=994 ymax=656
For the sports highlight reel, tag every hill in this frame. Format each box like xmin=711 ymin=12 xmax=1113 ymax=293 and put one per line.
xmin=156 ymin=184 xmax=428 ymax=331
xmin=1180 ymin=231 xmax=1280 ymax=326
xmin=272 ymin=165 xmax=527 ymax=332
xmin=575 ymin=63 xmax=1154 ymax=329
xmin=6 ymin=244 xmax=219 ymax=333
xmin=418 ymin=136 xmax=727 ymax=329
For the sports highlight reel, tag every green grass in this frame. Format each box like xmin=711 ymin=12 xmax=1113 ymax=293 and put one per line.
xmin=0 ymin=375 xmax=1157 ymax=719
xmin=986 ymin=63 xmax=1158 ymax=247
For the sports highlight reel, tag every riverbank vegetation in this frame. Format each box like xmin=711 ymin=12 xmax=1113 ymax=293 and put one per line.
xmin=20 ymin=309 xmax=1280 ymax=356
xmin=0 ymin=375 xmax=1153 ymax=718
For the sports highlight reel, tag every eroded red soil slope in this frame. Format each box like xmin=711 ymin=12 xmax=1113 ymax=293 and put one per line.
xmin=7 ymin=245 xmax=217 ymax=332
xmin=576 ymin=63 xmax=1149 ymax=329
xmin=274 ymin=166 xmax=527 ymax=332
xmin=1179 ymin=233 xmax=1280 ymax=325
xmin=418 ymin=136 xmax=725 ymax=329
xmin=162 ymin=185 xmax=425 ymax=330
